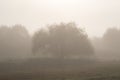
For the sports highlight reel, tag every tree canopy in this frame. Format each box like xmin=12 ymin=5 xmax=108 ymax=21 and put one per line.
xmin=32 ymin=23 xmax=94 ymax=59
xmin=93 ymin=28 xmax=120 ymax=60
xmin=0 ymin=24 xmax=31 ymax=60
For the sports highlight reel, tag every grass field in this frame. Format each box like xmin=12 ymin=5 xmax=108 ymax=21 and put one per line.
xmin=0 ymin=59 xmax=120 ymax=80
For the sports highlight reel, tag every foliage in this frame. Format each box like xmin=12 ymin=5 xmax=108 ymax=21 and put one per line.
xmin=32 ymin=22 xmax=94 ymax=59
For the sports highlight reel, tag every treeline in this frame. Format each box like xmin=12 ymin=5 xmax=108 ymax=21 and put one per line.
xmin=0 ymin=24 xmax=31 ymax=60
xmin=32 ymin=23 xmax=94 ymax=59
xmin=0 ymin=23 xmax=120 ymax=61
xmin=93 ymin=28 xmax=120 ymax=61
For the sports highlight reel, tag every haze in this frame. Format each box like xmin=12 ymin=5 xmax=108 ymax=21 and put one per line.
xmin=1 ymin=0 xmax=120 ymax=37
xmin=1 ymin=1 xmax=120 ymax=79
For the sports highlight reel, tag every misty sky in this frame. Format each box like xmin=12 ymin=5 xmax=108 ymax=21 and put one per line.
xmin=0 ymin=0 xmax=120 ymax=37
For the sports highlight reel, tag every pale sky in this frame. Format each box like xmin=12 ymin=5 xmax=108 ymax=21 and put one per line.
xmin=0 ymin=0 xmax=120 ymax=37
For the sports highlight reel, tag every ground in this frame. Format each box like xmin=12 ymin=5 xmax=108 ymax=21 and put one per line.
xmin=0 ymin=58 xmax=120 ymax=80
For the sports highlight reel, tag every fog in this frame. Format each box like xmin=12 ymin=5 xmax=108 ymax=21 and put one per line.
xmin=1 ymin=0 xmax=120 ymax=80
xmin=0 ymin=23 xmax=120 ymax=61
xmin=92 ymin=27 xmax=120 ymax=61
xmin=0 ymin=23 xmax=95 ymax=60
xmin=0 ymin=23 xmax=120 ymax=79
xmin=1 ymin=0 xmax=120 ymax=37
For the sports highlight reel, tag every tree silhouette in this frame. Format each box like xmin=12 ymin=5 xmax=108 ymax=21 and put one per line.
xmin=93 ymin=28 xmax=120 ymax=61
xmin=0 ymin=24 xmax=31 ymax=60
xmin=32 ymin=22 xmax=94 ymax=59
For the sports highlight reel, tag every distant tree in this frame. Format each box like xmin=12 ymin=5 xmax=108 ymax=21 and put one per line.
xmin=93 ymin=27 xmax=120 ymax=60
xmin=11 ymin=24 xmax=32 ymax=57
xmin=0 ymin=24 xmax=31 ymax=60
xmin=0 ymin=26 xmax=11 ymax=59
xmin=103 ymin=28 xmax=120 ymax=49
xmin=32 ymin=22 xmax=94 ymax=59
xmin=32 ymin=29 xmax=49 ymax=55
xmin=103 ymin=28 xmax=120 ymax=59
